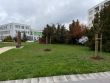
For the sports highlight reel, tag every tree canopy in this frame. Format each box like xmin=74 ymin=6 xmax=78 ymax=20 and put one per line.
xmin=42 ymin=20 xmax=87 ymax=44
xmin=87 ymin=4 xmax=110 ymax=52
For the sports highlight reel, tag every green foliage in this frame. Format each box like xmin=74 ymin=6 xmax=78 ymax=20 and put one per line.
xmin=3 ymin=36 xmax=13 ymax=42
xmin=22 ymin=32 xmax=27 ymax=42
xmin=42 ymin=20 xmax=86 ymax=44
xmin=42 ymin=24 xmax=67 ymax=44
xmin=87 ymin=5 xmax=110 ymax=52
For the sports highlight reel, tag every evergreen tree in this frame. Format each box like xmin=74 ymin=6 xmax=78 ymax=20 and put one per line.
xmin=22 ymin=32 xmax=27 ymax=42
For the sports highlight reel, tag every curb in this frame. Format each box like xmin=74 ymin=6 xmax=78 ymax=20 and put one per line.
xmin=0 ymin=71 xmax=110 ymax=83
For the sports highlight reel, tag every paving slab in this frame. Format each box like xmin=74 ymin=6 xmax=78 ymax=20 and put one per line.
xmin=0 ymin=46 xmax=16 ymax=54
xmin=23 ymin=79 xmax=31 ymax=83
xmin=31 ymin=78 xmax=39 ymax=83
xmin=15 ymin=80 xmax=23 ymax=83
xmin=46 ymin=77 xmax=54 ymax=83
xmin=53 ymin=76 xmax=68 ymax=82
xmin=0 ymin=72 xmax=110 ymax=83
xmin=59 ymin=77 xmax=110 ymax=83
xmin=39 ymin=77 xmax=47 ymax=83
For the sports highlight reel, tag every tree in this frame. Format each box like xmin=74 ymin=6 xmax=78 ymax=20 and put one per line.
xmin=42 ymin=24 xmax=67 ymax=44
xmin=22 ymin=32 xmax=27 ymax=42
xmin=87 ymin=12 xmax=100 ymax=50
xmin=42 ymin=20 xmax=86 ymax=44
xmin=87 ymin=4 xmax=110 ymax=52
xmin=16 ymin=31 xmax=21 ymax=48
xmin=3 ymin=36 xmax=13 ymax=42
xmin=42 ymin=24 xmax=56 ymax=44
xmin=68 ymin=20 xmax=86 ymax=44
xmin=60 ymin=25 xmax=67 ymax=43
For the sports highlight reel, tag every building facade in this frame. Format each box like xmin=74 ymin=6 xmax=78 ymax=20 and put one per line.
xmin=88 ymin=0 xmax=110 ymax=28
xmin=0 ymin=23 xmax=32 ymax=40
xmin=31 ymin=30 xmax=42 ymax=41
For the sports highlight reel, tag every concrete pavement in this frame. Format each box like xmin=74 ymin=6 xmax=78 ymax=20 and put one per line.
xmin=61 ymin=77 xmax=110 ymax=83
xmin=0 ymin=72 xmax=110 ymax=83
xmin=0 ymin=46 xmax=16 ymax=54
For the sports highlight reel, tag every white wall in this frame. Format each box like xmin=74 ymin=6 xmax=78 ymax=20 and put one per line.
xmin=0 ymin=23 xmax=32 ymax=40
xmin=88 ymin=0 xmax=110 ymax=28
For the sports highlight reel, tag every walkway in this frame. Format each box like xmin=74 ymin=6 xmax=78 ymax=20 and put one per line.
xmin=0 ymin=72 xmax=110 ymax=83
xmin=0 ymin=46 xmax=16 ymax=54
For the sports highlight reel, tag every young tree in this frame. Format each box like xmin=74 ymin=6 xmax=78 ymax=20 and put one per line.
xmin=42 ymin=24 xmax=56 ymax=44
xmin=87 ymin=4 xmax=110 ymax=52
xmin=16 ymin=31 xmax=21 ymax=48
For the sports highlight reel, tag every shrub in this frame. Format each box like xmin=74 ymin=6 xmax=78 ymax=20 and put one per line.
xmin=3 ymin=36 xmax=13 ymax=42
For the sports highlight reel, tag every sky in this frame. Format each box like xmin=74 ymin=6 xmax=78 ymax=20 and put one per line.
xmin=0 ymin=0 xmax=104 ymax=30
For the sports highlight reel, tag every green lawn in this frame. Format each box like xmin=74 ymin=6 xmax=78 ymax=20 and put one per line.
xmin=0 ymin=42 xmax=15 ymax=47
xmin=0 ymin=43 xmax=110 ymax=81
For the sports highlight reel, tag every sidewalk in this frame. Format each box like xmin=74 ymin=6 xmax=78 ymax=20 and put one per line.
xmin=0 ymin=46 xmax=16 ymax=54
xmin=0 ymin=72 xmax=110 ymax=83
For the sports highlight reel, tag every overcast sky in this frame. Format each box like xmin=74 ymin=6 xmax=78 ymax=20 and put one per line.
xmin=0 ymin=0 xmax=104 ymax=30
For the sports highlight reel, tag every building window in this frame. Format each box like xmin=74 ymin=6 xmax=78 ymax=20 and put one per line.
xmin=10 ymin=25 xmax=12 ymax=29
xmin=89 ymin=10 xmax=93 ymax=15
xmin=26 ymin=26 xmax=29 ymax=29
xmin=95 ymin=6 xmax=99 ymax=12
xmin=15 ymin=25 xmax=20 ymax=29
xmin=21 ymin=26 xmax=24 ymax=29
xmin=16 ymin=30 xmax=18 ymax=33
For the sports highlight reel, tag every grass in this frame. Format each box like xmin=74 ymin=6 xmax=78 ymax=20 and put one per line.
xmin=0 ymin=42 xmax=110 ymax=81
xmin=0 ymin=42 xmax=15 ymax=47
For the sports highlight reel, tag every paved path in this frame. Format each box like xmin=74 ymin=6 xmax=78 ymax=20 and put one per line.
xmin=0 ymin=46 xmax=16 ymax=54
xmin=0 ymin=72 xmax=110 ymax=83
xmin=62 ymin=77 xmax=110 ymax=83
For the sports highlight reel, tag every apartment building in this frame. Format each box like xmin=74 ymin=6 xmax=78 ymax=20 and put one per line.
xmin=88 ymin=0 xmax=110 ymax=28
xmin=0 ymin=23 xmax=32 ymax=40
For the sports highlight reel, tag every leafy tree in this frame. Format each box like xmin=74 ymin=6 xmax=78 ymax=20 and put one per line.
xmin=87 ymin=4 xmax=110 ymax=52
xmin=42 ymin=24 xmax=67 ymax=44
xmin=22 ymin=32 xmax=27 ymax=42
xmin=42 ymin=24 xmax=56 ymax=44
xmin=3 ymin=36 xmax=13 ymax=42
xmin=42 ymin=20 xmax=86 ymax=44
xmin=68 ymin=20 xmax=86 ymax=44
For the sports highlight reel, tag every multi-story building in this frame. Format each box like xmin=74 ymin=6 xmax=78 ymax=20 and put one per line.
xmin=32 ymin=30 xmax=42 ymax=41
xmin=88 ymin=0 xmax=110 ymax=28
xmin=0 ymin=23 xmax=32 ymax=40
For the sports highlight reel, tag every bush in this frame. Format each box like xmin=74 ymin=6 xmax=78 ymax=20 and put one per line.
xmin=103 ymin=42 xmax=110 ymax=52
xmin=3 ymin=36 xmax=13 ymax=42
xmin=22 ymin=32 xmax=27 ymax=42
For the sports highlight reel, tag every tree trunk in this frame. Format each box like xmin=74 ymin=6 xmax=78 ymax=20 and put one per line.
xmin=100 ymin=34 xmax=102 ymax=56
xmin=46 ymin=36 xmax=48 ymax=44
xmin=95 ymin=34 xmax=98 ymax=57
xmin=50 ymin=36 xmax=51 ymax=44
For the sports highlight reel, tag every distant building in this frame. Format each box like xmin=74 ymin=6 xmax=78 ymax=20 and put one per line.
xmin=32 ymin=30 xmax=42 ymax=41
xmin=88 ymin=0 xmax=110 ymax=28
xmin=0 ymin=23 xmax=33 ymax=40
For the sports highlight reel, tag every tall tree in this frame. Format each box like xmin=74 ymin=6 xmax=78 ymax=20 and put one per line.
xmin=42 ymin=24 xmax=56 ymax=44
xmin=69 ymin=19 xmax=86 ymax=44
xmin=87 ymin=4 xmax=110 ymax=52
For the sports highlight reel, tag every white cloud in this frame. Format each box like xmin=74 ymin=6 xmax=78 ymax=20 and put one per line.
xmin=0 ymin=0 xmax=104 ymax=30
